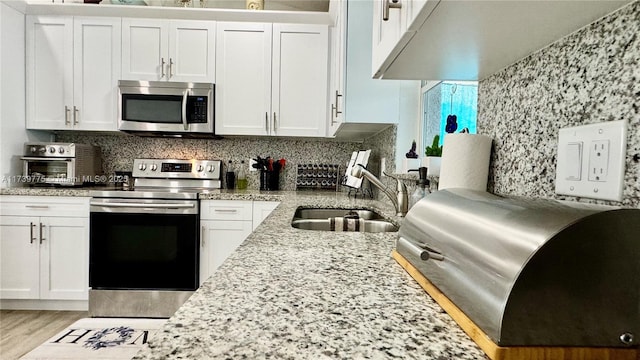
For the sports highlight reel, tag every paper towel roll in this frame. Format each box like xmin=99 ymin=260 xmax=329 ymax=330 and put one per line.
xmin=438 ymin=133 xmax=492 ymax=191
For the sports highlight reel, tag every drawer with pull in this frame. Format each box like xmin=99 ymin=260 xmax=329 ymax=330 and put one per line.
xmin=0 ymin=196 xmax=90 ymax=217
xmin=200 ymin=200 xmax=252 ymax=221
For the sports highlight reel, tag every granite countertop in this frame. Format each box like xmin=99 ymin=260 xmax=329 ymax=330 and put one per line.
xmin=1 ymin=187 xmax=487 ymax=359
xmin=0 ymin=186 xmax=95 ymax=197
xmin=135 ymin=191 xmax=488 ymax=360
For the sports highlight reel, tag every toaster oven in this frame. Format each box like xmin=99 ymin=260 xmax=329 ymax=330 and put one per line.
xmin=22 ymin=142 xmax=102 ymax=186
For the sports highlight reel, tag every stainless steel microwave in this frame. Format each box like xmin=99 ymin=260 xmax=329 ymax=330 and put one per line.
xmin=118 ymin=80 xmax=214 ymax=137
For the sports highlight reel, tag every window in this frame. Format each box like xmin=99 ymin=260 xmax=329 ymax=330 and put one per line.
xmin=420 ymin=81 xmax=478 ymax=152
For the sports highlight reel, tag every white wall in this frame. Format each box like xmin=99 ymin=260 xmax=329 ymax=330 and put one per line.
xmin=0 ymin=2 xmax=49 ymax=189
xmin=395 ymin=81 xmax=420 ymax=172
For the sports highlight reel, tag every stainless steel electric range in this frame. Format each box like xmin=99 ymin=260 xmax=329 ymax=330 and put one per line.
xmin=88 ymin=158 xmax=221 ymax=318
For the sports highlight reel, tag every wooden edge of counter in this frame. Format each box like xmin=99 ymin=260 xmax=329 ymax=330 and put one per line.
xmin=391 ymin=250 xmax=639 ymax=360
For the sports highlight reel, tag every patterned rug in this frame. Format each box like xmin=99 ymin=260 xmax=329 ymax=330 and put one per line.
xmin=20 ymin=318 xmax=166 ymax=360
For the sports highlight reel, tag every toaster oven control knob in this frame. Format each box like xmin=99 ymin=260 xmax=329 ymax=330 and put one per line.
xmin=150 ymin=164 xmax=157 ymax=171
xmin=138 ymin=163 xmax=147 ymax=171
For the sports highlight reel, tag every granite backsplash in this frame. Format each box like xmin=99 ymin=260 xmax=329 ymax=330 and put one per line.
xmin=55 ymin=132 xmax=397 ymax=192
xmin=478 ymin=0 xmax=640 ymax=208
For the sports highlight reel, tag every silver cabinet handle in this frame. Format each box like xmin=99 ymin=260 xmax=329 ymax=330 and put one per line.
xmin=25 ymin=205 xmax=50 ymax=209
xmin=201 ymin=225 xmax=205 ymax=247
xmin=382 ymin=0 xmax=402 ymax=21
xmin=335 ymin=90 xmax=342 ymax=116
xmin=265 ymin=112 xmax=269 ymax=133
xmin=273 ymin=112 xmax=277 ymax=131
xmin=39 ymin=223 xmax=46 ymax=244
xmin=169 ymin=58 xmax=174 ymax=78
xmin=64 ymin=106 xmax=71 ymax=125
xmin=161 ymin=57 xmax=166 ymax=78
xmin=73 ymin=106 xmax=79 ymax=125
xmin=331 ymin=104 xmax=337 ymax=125
xmin=213 ymin=209 xmax=238 ymax=213
xmin=30 ymin=222 xmax=36 ymax=244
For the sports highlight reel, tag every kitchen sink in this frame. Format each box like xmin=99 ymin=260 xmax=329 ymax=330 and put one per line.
xmin=291 ymin=207 xmax=399 ymax=233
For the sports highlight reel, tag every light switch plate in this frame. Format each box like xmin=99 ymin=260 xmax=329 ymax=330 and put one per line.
xmin=555 ymin=120 xmax=627 ymax=201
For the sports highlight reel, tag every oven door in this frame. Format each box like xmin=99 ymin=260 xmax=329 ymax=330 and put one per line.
xmin=118 ymin=80 xmax=214 ymax=134
xmin=89 ymin=198 xmax=199 ymax=291
xmin=22 ymin=157 xmax=78 ymax=185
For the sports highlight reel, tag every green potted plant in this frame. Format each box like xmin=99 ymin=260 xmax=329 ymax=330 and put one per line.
xmin=423 ymin=135 xmax=442 ymax=176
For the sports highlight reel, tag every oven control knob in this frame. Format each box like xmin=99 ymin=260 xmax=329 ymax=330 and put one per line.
xmin=58 ymin=147 xmax=65 ymax=154
xmin=207 ymin=165 xmax=214 ymax=172
xmin=49 ymin=147 xmax=56 ymax=154
xmin=150 ymin=164 xmax=157 ymax=171
xmin=30 ymin=146 xmax=38 ymax=153
xmin=197 ymin=165 xmax=204 ymax=172
xmin=138 ymin=163 xmax=147 ymax=171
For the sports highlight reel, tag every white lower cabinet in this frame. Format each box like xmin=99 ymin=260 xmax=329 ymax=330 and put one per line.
xmin=199 ymin=200 xmax=253 ymax=285
xmin=252 ymin=201 xmax=279 ymax=231
xmin=0 ymin=196 xmax=89 ymax=302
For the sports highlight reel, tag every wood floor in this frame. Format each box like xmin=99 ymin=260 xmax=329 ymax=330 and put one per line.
xmin=0 ymin=310 xmax=87 ymax=360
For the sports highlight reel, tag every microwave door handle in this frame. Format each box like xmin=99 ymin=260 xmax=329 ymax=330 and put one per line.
xmin=182 ymin=90 xmax=189 ymax=131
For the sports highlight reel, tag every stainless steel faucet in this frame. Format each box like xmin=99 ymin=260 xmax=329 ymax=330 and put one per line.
xmin=351 ymin=164 xmax=408 ymax=217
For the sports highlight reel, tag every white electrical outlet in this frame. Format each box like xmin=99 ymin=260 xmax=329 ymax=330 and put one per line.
xmin=587 ymin=140 xmax=609 ymax=182
xmin=555 ymin=120 xmax=627 ymax=201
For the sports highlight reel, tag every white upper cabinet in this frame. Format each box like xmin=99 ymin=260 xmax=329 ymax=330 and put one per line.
xmin=329 ymin=0 xmax=415 ymax=139
xmin=327 ymin=0 xmax=346 ymax=135
xmin=215 ymin=22 xmax=272 ymax=136
xmin=215 ymin=22 xmax=328 ymax=137
xmin=271 ymin=24 xmax=328 ymax=137
xmin=372 ymin=0 xmax=631 ymax=80
xmin=26 ymin=16 xmax=121 ymax=131
xmin=122 ymin=19 xmax=215 ymax=82
xmin=371 ymin=0 xmax=406 ymax=79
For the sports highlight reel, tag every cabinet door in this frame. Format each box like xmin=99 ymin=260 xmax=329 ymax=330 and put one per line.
xmin=122 ymin=19 xmax=168 ymax=81
xmin=26 ymin=16 xmax=73 ymax=130
xmin=39 ymin=217 xmax=89 ymax=300
xmin=252 ymin=201 xmax=279 ymax=231
xmin=272 ymin=24 xmax=328 ymax=137
xmin=327 ymin=0 xmax=346 ymax=135
xmin=215 ymin=22 xmax=272 ymax=136
xmin=371 ymin=0 xmax=405 ymax=78
xmin=0 ymin=217 xmax=40 ymax=299
xmin=73 ymin=17 xmax=121 ymax=131
xmin=168 ymin=20 xmax=215 ymax=83
xmin=345 ymin=0 xmax=400 ymax=124
xmin=199 ymin=220 xmax=253 ymax=285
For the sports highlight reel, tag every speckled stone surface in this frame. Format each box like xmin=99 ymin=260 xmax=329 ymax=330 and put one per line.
xmin=132 ymin=191 xmax=488 ymax=360
xmin=55 ymin=133 xmax=363 ymax=192
xmin=0 ymin=187 xmax=93 ymax=197
xmin=478 ymin=1 xmax=640 ymax=208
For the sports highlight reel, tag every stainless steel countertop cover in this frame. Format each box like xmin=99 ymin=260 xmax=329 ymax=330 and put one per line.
xmin=397 ymin=189 xmax=640 ymax=347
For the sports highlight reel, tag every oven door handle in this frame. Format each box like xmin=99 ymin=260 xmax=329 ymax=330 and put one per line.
xmin=90 ymin=201 xmax=195 ymax=210
xmin=21 ymin=157 xmax=72 ymax=161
